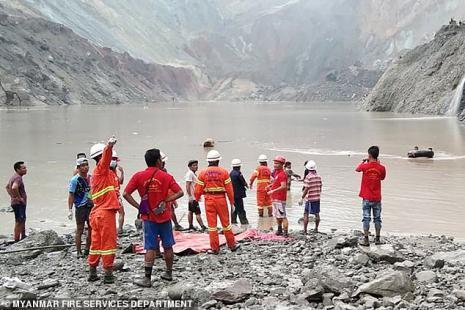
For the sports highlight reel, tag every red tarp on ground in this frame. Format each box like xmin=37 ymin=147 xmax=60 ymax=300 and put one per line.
xmin=130 ymin=228 xmax=290 ymax=255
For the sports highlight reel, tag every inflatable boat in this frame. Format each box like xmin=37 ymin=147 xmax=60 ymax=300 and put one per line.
xmin=407 ymin=147 xmax=434 ymax=158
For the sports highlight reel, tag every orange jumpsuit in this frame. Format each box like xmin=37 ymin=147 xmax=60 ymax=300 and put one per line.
xmin=250 ymin=166 xmax=272 ymax=210
xmin=194 ymin=166 xmax=236 ymax=252
xmin=88 ymin=145 xmax=120 ymax=269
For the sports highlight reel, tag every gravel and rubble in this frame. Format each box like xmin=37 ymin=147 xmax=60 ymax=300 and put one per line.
xmin=1 ymin=228 xmax=465 ymax=309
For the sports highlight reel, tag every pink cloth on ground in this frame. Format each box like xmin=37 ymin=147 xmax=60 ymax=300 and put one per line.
xmin=131 ymin=228 xmax=291 ymax=255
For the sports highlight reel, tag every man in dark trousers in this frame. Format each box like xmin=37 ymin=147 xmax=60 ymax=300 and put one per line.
xmin=230 ymin=159 xmax=249 ymax=226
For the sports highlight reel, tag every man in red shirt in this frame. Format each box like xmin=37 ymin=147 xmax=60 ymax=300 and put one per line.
xmin=123 ymin=148 xmax=183 ymax=287
xmin=356 ymin=146 xmax=386 ymax=246
xmin=267 ymin=156 xmax=289 ymax=237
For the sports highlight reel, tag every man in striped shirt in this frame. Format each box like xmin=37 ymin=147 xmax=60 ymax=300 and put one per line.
xmin=300 ymin=160 xmax=322 ymax=234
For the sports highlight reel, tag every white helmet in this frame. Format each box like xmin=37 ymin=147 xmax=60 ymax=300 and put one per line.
xmin=231 ymin=158 xmax=242 ymax=167
xmin=160 ymin=152 xmax=168 ymax=162
xmin=90 ymin=143 xmax=105 ymax=159
xmin=258 ymin=154 xmax=268 ymax=162
xmin=305 ymin=160 xmax=317 ymax=171
xmin=207 ymin=150 xmax=222 ymax=162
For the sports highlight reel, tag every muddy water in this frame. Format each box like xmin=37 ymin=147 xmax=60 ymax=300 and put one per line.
xmin=1 ymin=102 xmax=464 ymax=237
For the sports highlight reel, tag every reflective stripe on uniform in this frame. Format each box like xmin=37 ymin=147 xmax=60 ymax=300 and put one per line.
xmin=204 ymin=187 xmax=226 ymax=193
xmin=91 ymin=186 xmax=115 ymax=200
xmin=223 ymin=225 xmax=232 ymax=231
xmin=257 ymin=179 xmax=270 ymax=184
xmin=195 ymin=179 xmax=205 ymax=186
xmin=89 ymin=248 xmax=116 ymax=255
xmin=208 ymin=226 xmax=218 ymax=231
xmin=224 ymin=178 xmax=231 ymax=185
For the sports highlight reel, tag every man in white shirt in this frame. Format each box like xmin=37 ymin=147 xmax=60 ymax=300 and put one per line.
xmin=184 ymin=160 xmax=207 ymax=231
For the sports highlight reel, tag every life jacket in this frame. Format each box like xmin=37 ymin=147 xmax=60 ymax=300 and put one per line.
xmin=90 ymin=146 xmax=120 ymax=212
xmin=252 ymin=166 xmax=271 ymax=191
xmin=194 ymin=166 xmax=234 ymax=204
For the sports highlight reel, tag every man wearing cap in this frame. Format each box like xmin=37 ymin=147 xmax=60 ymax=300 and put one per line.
xmin=87 ymin=136 xmax=119 ymax=284
xmin=300 ymin=160 xmax=322 ymax=234
xmin=194 ymin=150 xmax=239 ymax=254
xmin=184 ymin=160 xmax=207 ymax=231
xmin=68 ymin=158 xmax=93 ymax=257
xmin=230 ymin=159 xmax=249 ymax=226
xmin=267 ymin=156 xmax=288 ymax=237
xmin=249 ymin=154 xmax=272 ymax=217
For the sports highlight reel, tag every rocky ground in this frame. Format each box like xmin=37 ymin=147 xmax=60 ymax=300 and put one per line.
xmin=1 ymin=227 xmax=465 ymax=309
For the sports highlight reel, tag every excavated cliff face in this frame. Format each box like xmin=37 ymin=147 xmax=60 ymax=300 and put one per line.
xmin=11 ymin=0 xmax=465 ymax=82
xmin=358 ymin=0 xmax=465 ymax=66
xmin=363 ymin=23 xmax=465 ymax=120
xmin=4 ymin=0 xmax=465 ymax=103
xmin=0 ymin=4 xmax=203 ymax=105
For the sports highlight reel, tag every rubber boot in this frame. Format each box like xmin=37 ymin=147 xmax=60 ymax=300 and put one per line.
xmin=230 ymin=244 xmax=241 ymax=252
xmin=276 ymin=225 xmax=283 ymax=236
xmin=359 ymin=236 xmax=370 ymax=247
xmin=134 ymin=277 xmax=151 ymax=287
xmin=87 ymin=266 xmax=99 ymax=282
xmin=160 ymin=269 xmax=173 ymax=281
xmin=375 ymin=227 xmax=382 ymax=245
xmin=103 ymin=268 xmax=115 ymax=284
xmin=134 ymin=266 xmax=152 ymax=287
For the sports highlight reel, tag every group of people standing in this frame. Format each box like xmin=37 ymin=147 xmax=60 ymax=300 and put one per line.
xmin=4 ymin=137 xmax=386 ymax=286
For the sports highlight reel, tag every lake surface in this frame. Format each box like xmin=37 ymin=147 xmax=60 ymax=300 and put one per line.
xmin=1 ymin=102 xmax=464 ymax=238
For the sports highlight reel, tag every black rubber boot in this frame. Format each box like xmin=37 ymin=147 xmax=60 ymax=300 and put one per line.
xmin=87 ymin=266 xmax=99 ymax=282
xmin=230 ymin=244 xmax=241 ymax=252
xmin=160 ymin=270 xmax=173 ymax=281
xmin=103 ymin=268 xmax=115 ymax=284
xmin=134 ymin=277 xmax=151 ymax=288
xmin=359 ymin=236 xmax=370 ymax=247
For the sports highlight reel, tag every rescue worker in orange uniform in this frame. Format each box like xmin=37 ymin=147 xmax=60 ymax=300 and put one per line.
xmin=194 ymin=150 xmax=239 ymax=254
xmin=87 ymin=137 xmax=120 ymax=284
xmin=249 ymin=154 xmax=272 ymax=217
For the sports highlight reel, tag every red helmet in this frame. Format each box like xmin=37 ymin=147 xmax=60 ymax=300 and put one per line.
xmin=273 ymin=155 xmax=286 ymax=164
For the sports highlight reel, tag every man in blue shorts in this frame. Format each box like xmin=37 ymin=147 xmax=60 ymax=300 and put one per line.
xmin=124 ymin=149 xmax=183 ymax=287
xmin=68 ymin=158 xmax=93 ymax=257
